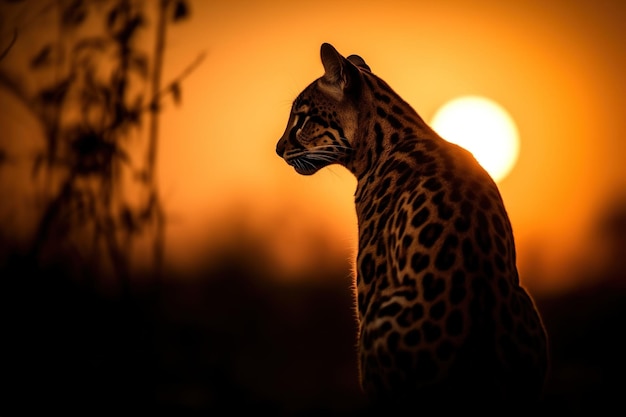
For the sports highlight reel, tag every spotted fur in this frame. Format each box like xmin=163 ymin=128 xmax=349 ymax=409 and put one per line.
xmin=276 ymin=43 xmax=548 ymax=412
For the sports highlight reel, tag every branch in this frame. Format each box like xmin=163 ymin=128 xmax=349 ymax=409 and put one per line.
xmin=147 ymin=51 xmax=206 ymax=110
xmin=145 ymin=0 xmax=168 ymax=184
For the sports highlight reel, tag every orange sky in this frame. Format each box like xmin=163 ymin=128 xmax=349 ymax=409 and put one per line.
xmin=1 ymin=0 xmax=625 ymax=295
xmin=159 ymin=0 xmax=625 ymax=292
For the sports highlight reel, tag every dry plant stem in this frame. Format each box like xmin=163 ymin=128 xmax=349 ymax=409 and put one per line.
xmin=146 ymin=0 xmax=169 ymax=279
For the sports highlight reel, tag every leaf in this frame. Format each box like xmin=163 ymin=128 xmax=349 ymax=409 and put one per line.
xmin=39 ymin=77 xmax=73 ymax=105
xmin=62 ymin=0 xmax=87 ymax=28
xmin=172 ymin=0 xmax=189 ymax=22
xmin=129 ymin=52 xmax=149 ymax=79
xmin=149 ymin=100 xmax=160 ymax=113
xmin=73 ymin=37 xmax=108 ymax=53
xmin=31 ymin=152 xmax=45 ymax=177
xmin=126 ymin=94 xmax=144 ymax=127
xmin=120 ymin=205 xmax=138 ymax=233
xmin=106 ymin=5 xmax=120 ymax=31
xmin=115 ymin=16 xmax=144 ymax=44
xmin=30 ymin=44 xmax=53 ymax=69
xmin=170 ymin=82 xmax=181 ymax=105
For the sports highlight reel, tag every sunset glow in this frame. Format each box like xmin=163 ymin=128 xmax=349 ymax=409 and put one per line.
xmin=431 ymin=96 xmax=520 ymax=183
xmin=0 ymin=0 xmax=623 ymax=297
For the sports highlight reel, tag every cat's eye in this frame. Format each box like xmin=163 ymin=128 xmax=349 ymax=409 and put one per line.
xmin=292 ymin=101 xmax=310 ymax=114
xmin=291 ymin=100 xmax=313 ymax=142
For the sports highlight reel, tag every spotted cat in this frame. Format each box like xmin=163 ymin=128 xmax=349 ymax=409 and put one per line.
xmin=275 ymin=43 xmax=548 ymax=412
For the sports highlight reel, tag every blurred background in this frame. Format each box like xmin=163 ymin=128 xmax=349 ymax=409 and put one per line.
xmin=1 ymin=0 xmax=624 ymax=414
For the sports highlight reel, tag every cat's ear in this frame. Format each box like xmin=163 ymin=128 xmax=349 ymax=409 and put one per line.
xmin=320 ymin=43 xmax=361 ymax=95
xmin=347 ymin=54 xmax=370 ymax=72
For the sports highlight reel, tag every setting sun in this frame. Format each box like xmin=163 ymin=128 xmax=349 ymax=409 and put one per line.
xmin=431 ymin=96 xmax=520 ymax=183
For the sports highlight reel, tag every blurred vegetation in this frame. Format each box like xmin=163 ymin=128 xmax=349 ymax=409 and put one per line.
xmin=0 ymin=0 xmax=203 ymax=294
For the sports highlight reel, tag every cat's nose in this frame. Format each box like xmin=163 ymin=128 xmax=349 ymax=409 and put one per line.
xmin=276 ymin=136 xmax=286 ymax=157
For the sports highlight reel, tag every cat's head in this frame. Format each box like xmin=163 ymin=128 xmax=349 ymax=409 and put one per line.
xmin=276 ymin=43 xmax=370 ymax=175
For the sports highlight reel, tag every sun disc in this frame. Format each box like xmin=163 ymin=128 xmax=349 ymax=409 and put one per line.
xmin=431 ymin=96 xmax=520 ymax=183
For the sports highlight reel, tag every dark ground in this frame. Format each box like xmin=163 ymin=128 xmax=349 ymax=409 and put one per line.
xmin=2 ymin=250 xmax=625 ymax=415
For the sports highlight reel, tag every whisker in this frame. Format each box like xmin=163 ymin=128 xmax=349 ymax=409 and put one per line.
xmin=284 ymin=142 xmax=353 ymax=174
xmin=309 ymin=150 xmax=342 ymax=156
xmin=300 ymin=158 xmax=317 ymax=173
xmin=324 ymin=165 xmax=343 ymax=180
xmin=285 ymin=150 xmax=307 ymax=159
xmin=307 ymin=154 xmax=336 ymax=162
xmin=313 ymin=144 xmax=352 ymax=152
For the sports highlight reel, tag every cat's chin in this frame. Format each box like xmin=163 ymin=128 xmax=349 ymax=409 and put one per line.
xmin=286 ymin=157 xmax=324 ymax=176
xmin=293 ymin=165 xmax=319 ymax=176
